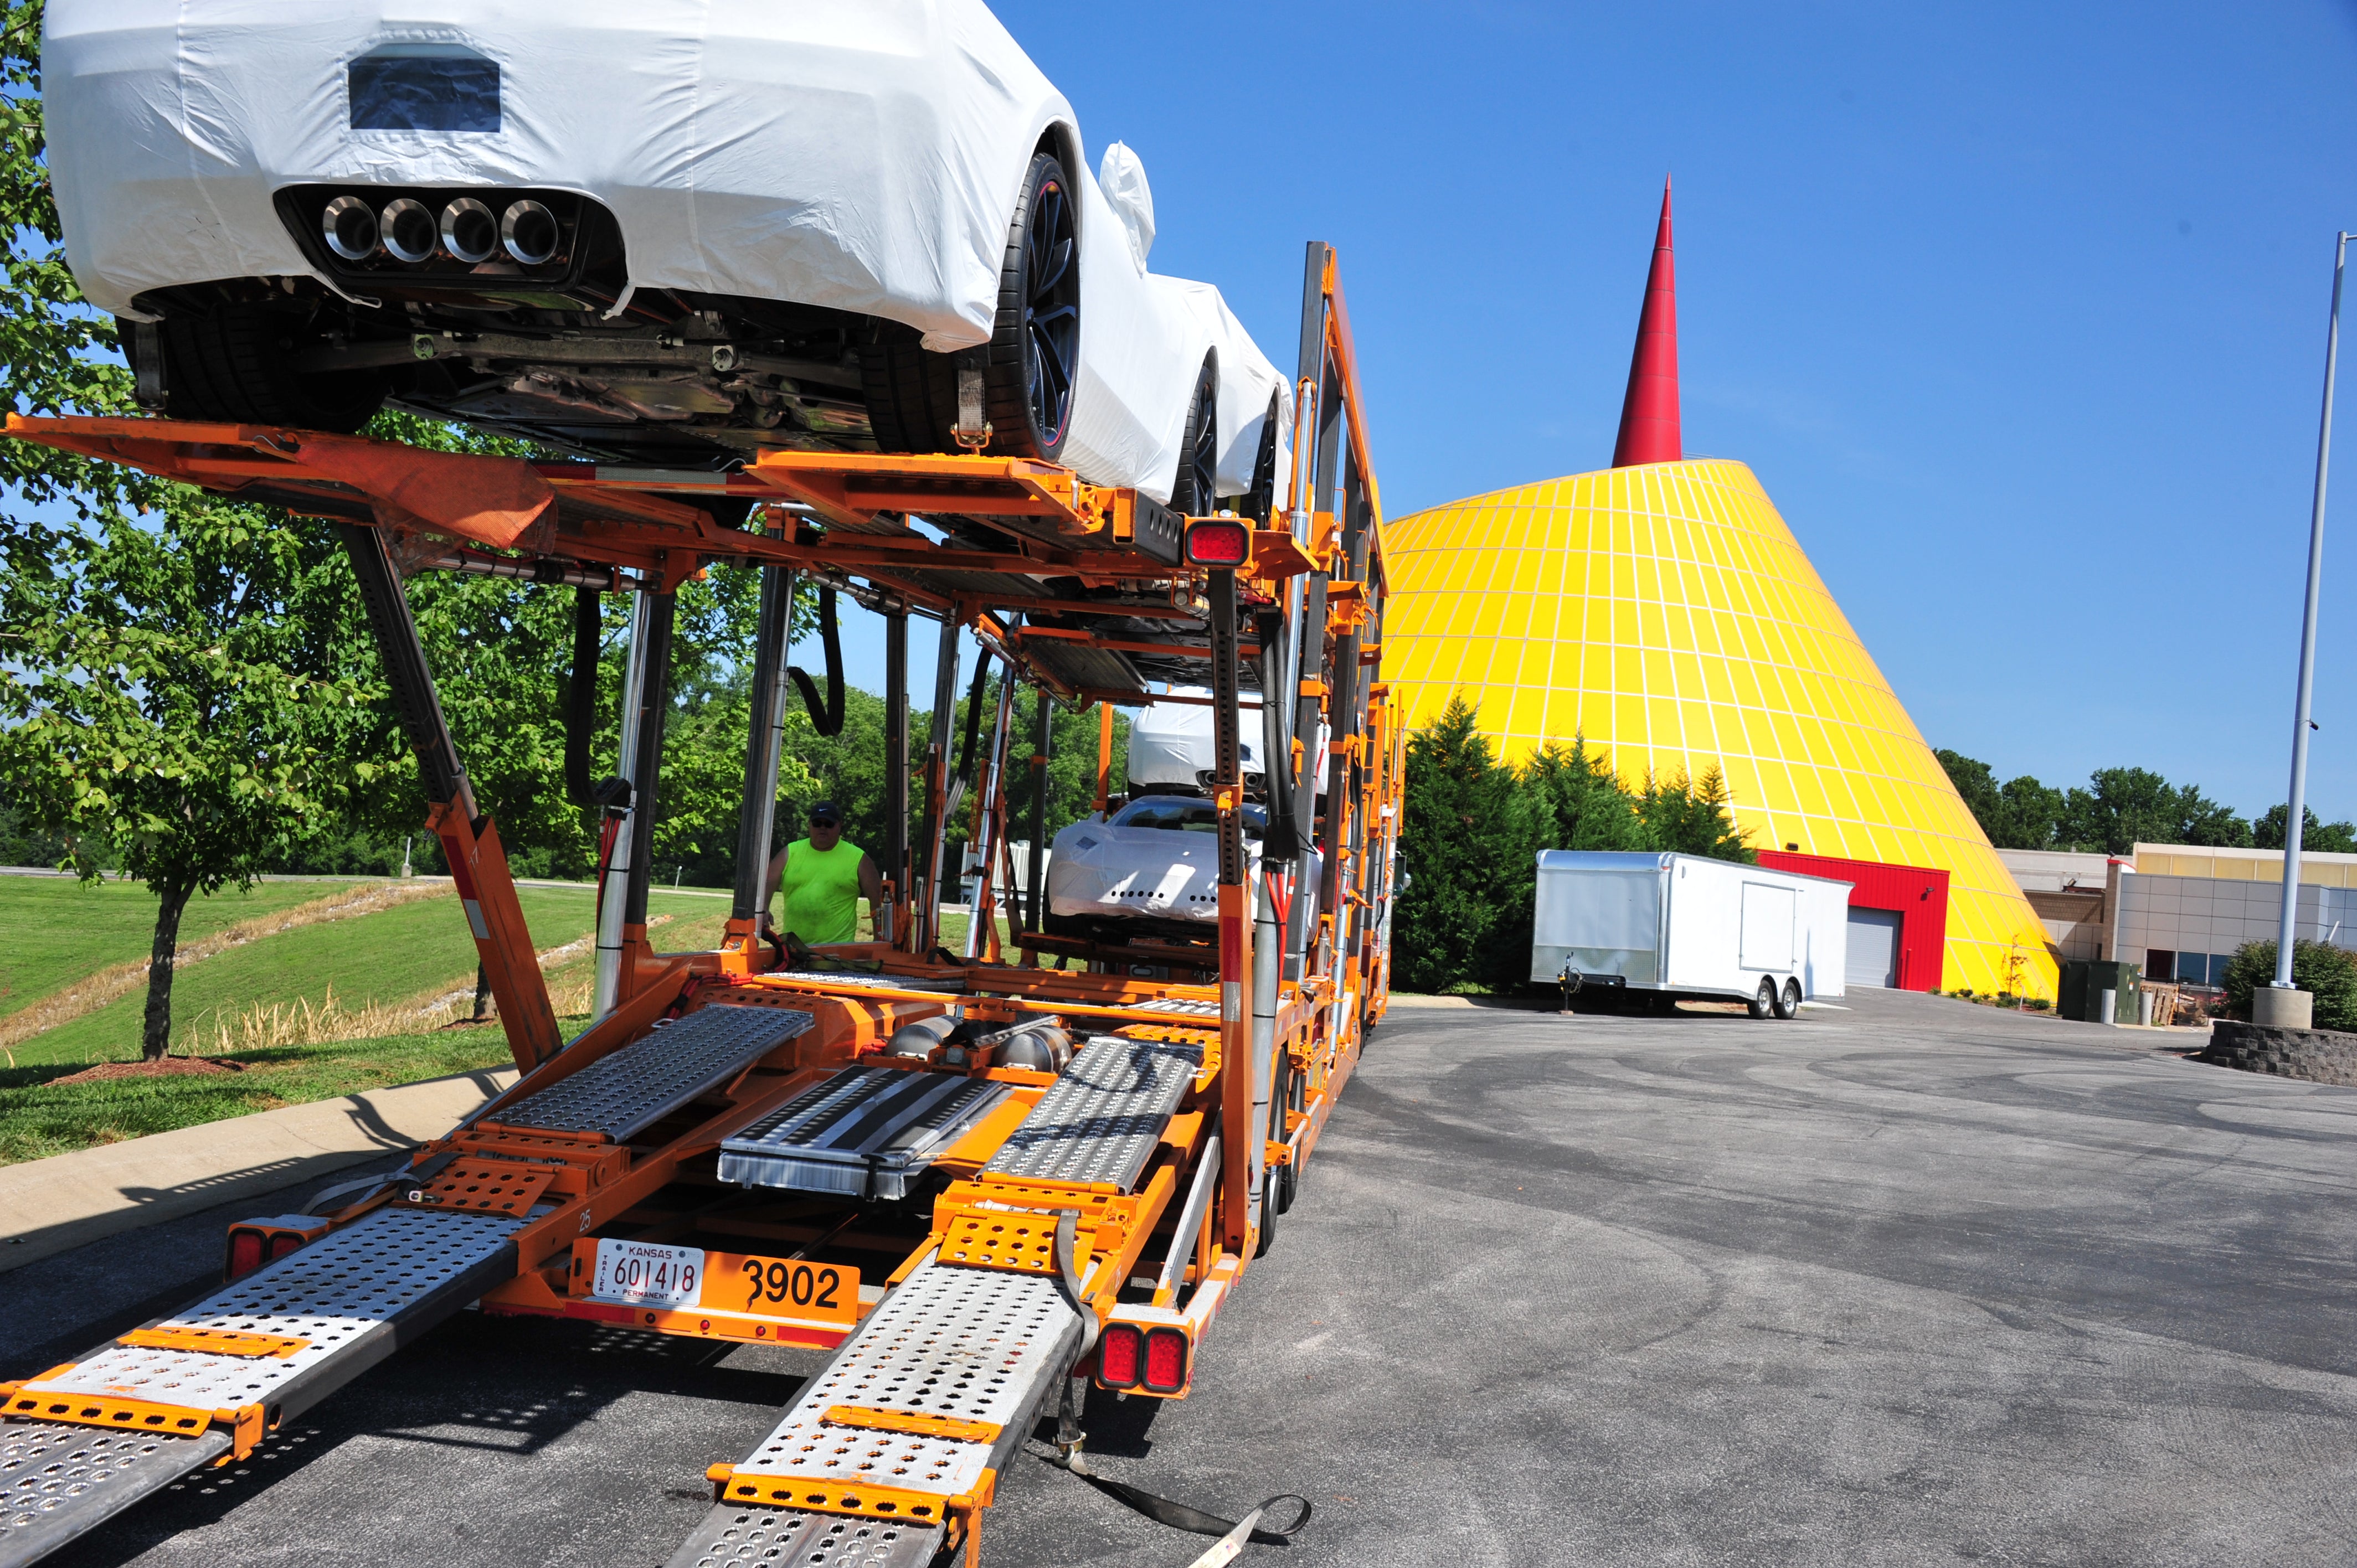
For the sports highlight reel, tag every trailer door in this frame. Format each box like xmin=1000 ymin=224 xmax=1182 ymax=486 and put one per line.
xmin=1739 ymin=881 xmax=1797 ymax=972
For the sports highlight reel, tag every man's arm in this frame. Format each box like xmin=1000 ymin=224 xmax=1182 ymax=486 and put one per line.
xmin=859 ymin=853 xmax=887 ymax=941
xmin=758 ymin=844 xmax=789 ymax=929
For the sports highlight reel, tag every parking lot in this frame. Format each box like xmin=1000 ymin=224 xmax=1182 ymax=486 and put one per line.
xmin=15 ymin=987 xmax=2357 ymax=1567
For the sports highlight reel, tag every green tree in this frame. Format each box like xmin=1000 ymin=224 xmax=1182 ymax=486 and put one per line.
xmin=1634 ymin=766 xmax=1756 ymax=862
xmin=2254 ymin=804 xmax=2357 ymax=857
xmin=1935 ymin=749 xmax=2062 ymax=849
xmin=1523 ymin=735 xmax=1649 ymax=852
xmin=2060 ymin=767 xmax=2250 ymax=854
xmin=2220 ymin=939 xmax=2357 ymax=1032
xmin=1393 ymin=694 xmax=1536 ymax=993
xmin=1 ymin=497 xmax=377 ymax=1058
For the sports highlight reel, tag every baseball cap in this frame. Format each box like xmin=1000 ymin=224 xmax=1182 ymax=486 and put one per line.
xmin=807 ymin=801 xmax=843 ymax=825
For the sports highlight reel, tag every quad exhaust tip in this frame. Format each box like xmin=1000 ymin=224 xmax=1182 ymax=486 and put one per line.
xmin=315 ymin=192 xmax=560 ymax=266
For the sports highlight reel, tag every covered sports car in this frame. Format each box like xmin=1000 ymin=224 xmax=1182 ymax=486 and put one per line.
xmin=42 ymin=0 xmax=1291 ymax=506
xmin=1047 ymin=796 xmax=1294 ymax=935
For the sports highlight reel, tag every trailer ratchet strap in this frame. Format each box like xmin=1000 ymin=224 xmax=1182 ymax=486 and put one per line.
xmin=1032 ymin=1447 xmax=1310 ymax=1552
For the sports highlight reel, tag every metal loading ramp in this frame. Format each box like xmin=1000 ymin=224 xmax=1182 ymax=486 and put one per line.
xmin=1 ymin=1206 xmax=531 ymax=1566
xmin=671 ymin=1034 xmax=1201 ymax=1565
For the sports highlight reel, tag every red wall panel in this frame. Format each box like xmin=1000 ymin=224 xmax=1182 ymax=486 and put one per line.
xmin=1757 ymin=851 xmax=1950 ymax=993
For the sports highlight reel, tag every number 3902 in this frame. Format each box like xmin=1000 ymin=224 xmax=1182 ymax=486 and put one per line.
xmin=742 ymin=1258 xmax=840 ymax=1312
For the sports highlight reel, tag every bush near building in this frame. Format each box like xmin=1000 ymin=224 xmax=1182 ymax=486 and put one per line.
xmin=2221 ymin=940 xmax=2357 ymax=1033
xmin=1394 ymin=695 xmax=1753 ymax=995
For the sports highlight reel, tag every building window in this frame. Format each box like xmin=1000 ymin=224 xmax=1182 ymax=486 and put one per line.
xmin=2146 ymin=950 xmax=2176 ymax=983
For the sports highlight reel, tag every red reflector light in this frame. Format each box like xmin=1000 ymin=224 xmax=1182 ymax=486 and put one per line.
xmin=266 ymin=1231 xmax=304 ymax=1261
xmin=227 ymin=1230 xmax=265 ymax=1281
xmin=1099 ymin=1324 xmax=1142 ymax=1388
xmin=1143 ymin=1327 xmax=1187 ymax=1392
xmin=1183 ymin=520 xmax=1250 ymax=566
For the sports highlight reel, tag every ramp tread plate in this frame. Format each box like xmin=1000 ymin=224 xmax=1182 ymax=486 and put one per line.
xmin=2 ymin=1421 xmax=227 ymax=1566
xmin=495 ymin=1004 xmax=812 ymax=1141
xmin=22 ymin=1208 xmax=524 ymax=1411
xmin=719 ymin=1067 xmax=1007 ymax=1199
xmin=1133 ymin=996 xmax=1221 ymax=1017
xmin=764 ymin=970 xmax=967 ymax=992
xmin=668 ymin=1505 xmax=939 ymax=1568
xmin=734 ymin=1266 xmax=1077 ymax=1499
xmin=982 ymin=1035 xmax=1202 ymax=1190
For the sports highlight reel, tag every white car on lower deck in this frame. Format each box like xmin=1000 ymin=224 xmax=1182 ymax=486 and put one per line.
xmin=42 ymin=0 xmax=1291 ymax=508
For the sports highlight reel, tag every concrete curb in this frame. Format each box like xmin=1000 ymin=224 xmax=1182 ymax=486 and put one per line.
xmin=0 ymin=1064 xmax=519 ymax=1274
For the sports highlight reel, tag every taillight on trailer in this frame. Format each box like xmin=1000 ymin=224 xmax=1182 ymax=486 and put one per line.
xmin=1142 ymin=1327 xmax=1188 ymax=1392
xmin=1182 ymin=519 xmax=1251 ymax=567
xmin=1098 ymin=1324 xmax=1143 ymax=1388
xmin=224 ymin=1215 xmax=329 ymax=1281
xmin=226 ymin=1230 xmax=266 ymax=1281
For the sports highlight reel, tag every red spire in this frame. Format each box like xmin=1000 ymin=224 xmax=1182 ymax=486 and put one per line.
xmin=1612 ymin=176 xmax=1682 ymax=468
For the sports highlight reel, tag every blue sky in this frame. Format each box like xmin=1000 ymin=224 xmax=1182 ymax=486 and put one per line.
xmin=792 ymin=0 xmax=2357 ymax=821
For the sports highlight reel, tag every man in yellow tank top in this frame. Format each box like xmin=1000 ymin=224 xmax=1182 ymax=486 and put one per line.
xmin=760 ymin=801 xmax=885 ymax=947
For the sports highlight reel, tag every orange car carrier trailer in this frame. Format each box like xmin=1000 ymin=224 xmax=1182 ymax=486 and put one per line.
xmin=0 ymin=244 xmax=1402 ymax=1568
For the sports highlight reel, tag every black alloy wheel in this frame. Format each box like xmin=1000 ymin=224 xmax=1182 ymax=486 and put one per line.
xmin=1170 ymin=357 xmax=1218 ymax=515
xmin=1242 ymin=388 xmax=1282 ymax=522
xmin=984 ymin=151 xmax=1080 ymax=458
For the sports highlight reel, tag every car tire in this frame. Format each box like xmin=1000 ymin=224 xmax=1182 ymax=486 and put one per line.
xmin=1775 ymin=978 xmax=1802 ymax=1019
xmin=1748 ymin=978 xmax=1776 ymax=1019
xmin=862 ymin=150 xmax=1079 ymax=461
xmin=985 ymin=151 xmax=1080 ymax=460
xmin=1242 ymin=388 xmax=1282 ymax=523
xmin=1170 ymin=357 xmax=1217 ymax=515
xmin=149 ymin=305 xmax=388 ymax=432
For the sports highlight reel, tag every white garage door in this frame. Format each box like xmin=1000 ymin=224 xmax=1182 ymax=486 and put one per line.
xmin=1846 ymin=907 xmax=1901 ymax=988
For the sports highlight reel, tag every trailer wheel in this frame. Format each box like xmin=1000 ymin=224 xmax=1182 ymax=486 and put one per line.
xmin=1774 ymin=978 xmax=1803 ymax=1019
xmin=1748 ymin=978 xmax=1776 ymax=1019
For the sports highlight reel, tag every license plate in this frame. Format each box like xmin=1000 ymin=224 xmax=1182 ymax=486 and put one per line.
xmin=591 ymin=1240 xmax=704 ymax=1307
xmin=578 ymin=1240 xmax=858 ymax=1328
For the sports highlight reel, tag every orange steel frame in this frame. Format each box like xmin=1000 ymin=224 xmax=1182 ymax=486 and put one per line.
xmin=1 ymin=243 xmax=1398 ymax=1561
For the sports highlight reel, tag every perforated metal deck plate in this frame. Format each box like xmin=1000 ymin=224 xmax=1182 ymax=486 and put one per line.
xmin=1 ymin=1422 xmax=227 ymax=1567
xmin=763 ymin=970 xmax=967 ymax=992
xmin=982 ymin=1034 xmax=1203 ymax=1191
xmin=492 ymin=1004 xmax=812 ymax=1141
xmin=22 ymin=1207 xmax=526 ymax=1414
xmin=1133 ymin=995 xmax=1221 ymax=1018
xmin=667 ymin=1263 xmax=1081 ymax=1565
xmin=668 ymin=1507 xmax=940 ymax=1568
xmin=4 ymin=1205 xmax=525 ymax=1567
xmin=718 ymin=1067 xmax=1007 ymax=1200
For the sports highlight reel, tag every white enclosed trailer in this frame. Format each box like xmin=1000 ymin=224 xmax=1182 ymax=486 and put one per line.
xmin=1531 ymin=850 xmax=1852 ymax=1018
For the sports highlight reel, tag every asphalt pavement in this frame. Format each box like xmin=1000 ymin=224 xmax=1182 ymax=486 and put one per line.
xmin=12 ymin=988 xmax=2357 ymax=1567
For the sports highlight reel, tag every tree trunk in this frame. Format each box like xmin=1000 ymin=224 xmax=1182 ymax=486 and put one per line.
xmin=470 ymin=961 xmax=493 ymax=1023
xmin=142 ymin=878 xmax=194 ymax=1061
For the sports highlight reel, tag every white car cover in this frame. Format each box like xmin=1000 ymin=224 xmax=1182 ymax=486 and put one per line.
xmin=40 ymin=0 xmax=1293 ymax=503
xmin=1047 ymin=796 xmax=1320 ymax=928
xmin=1126 ymin=687 xmax=1326 ymax=796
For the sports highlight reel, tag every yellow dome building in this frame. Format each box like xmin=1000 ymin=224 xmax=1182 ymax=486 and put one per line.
xmin=1383 ymin=184 xmax=2054 ymax=998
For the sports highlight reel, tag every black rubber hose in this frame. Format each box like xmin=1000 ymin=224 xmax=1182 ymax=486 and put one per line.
xmin=943 ymin=656 xmax=989 ymax=822
xmin=564 ymin=584 xmax=602 ymax=807
xmin=786 ymin=585 xmax=845 ymax=738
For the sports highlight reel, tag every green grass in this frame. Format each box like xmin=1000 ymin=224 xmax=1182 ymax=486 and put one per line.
xmin=4 ymin=880 xmax=729 ymax=1069
xmin=0 ymin=877 xmax=997 ymax=1165
xmin=0 ymin=1025 xmax=541 ymax=1165
xmin=0 ymin=876 xmax=330 ymax=1024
